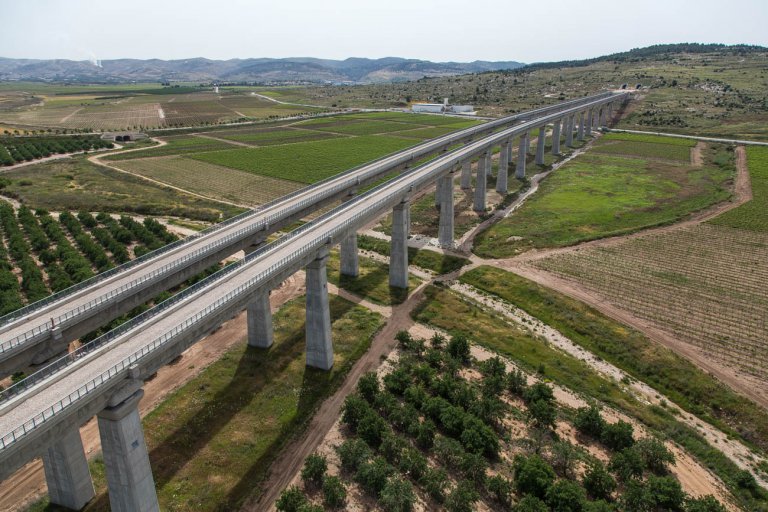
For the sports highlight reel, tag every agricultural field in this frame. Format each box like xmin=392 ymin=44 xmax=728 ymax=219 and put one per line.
xmin=0 ymin=135 xmax=113 ymax=166
xmin=0 ymin=201 xmax=179 ymax=315
xmin=0 ymin=83 xmax=329 ymax=132
xmin=533 ymin=146 xmax=768 ymax=395
xmin=474 ymin=133 xmax=733 ymax=258
xmin=0 ymin=156 xmax=243 ymax=221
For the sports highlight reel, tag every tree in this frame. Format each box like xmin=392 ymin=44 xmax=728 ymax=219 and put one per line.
xmin=685 ymin=496 xmax=727 ymax=512
xmin=550 ymin=440 xmax=579 ymax=478
xmin=646 ymin=475 xmax=685 ymax=511
xmin=582 ymin=461 xmax=616 ymax=500
xmin=507 ymin=368 xmax=527 ymax=395
xmin=445 ymin=480 xmax=480 ymax=512
xmin=486 ymin=474 xmax=513 ymax=507
xmin=357 ymin=410 xmax=388 ymax=448
xmin=420 ymin=466 xmax=448 ymax=502
xmin=398 ymin=446 xmax=428 ymax=480
xmin=620 ymin=479 xmax=654 ymax=512
xmin=528 ymin=398 xmax=557 ymax=430
xmin=515 ymin=495 xmax=549 ymax=512
xmin=447 ymin=334 xmax=471 ymax=362
xmin=341 ymin=393 xmax=371 ymax=430
xmin=336 ymin=438 xmax=372 ymax=472
xmin=635 ymin=438 xmax=675 ymax=474
xmin=357 ymin=371 xmax=380 ymax=403
xmin=523 ymin=382 xmax=555 ymax=405
xmin=320 ymin=476 xmax=346 ymax=509
xmin=355 ymin=456 xmax=393 ymax=496
xmin=513 ymin=454 xmax=556 ymax=499
xmin=380 ymin=476 xmax=416 ymax=512
xmin=275 ymin=486 xmax=307 ymax=512
xmin=609 ymin=447 xmax=644 ymax=482
xmin=574 ymin=405 xmax=606 ymax=439
xmin=460 ymin=415 xmax=499 ymax=458
xmin=600 ymin=421 xmax=635 ymax=451
xmin=546 ymin=479 xmax=587 ymax=512
xmin=300 ymin=453 xmax=327 ymax=489
xmin=583 ymin=500 xmax=616 ymax=512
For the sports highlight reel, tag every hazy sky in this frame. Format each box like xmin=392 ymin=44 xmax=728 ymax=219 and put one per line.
xmin=2 ymin=0 xmax=766 ymax=63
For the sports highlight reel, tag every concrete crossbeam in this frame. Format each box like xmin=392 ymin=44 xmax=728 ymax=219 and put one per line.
xmin=305 ymin=249 xmax=333 ymax=370
xmin=97 ymin=389 xmax=159 ymax=512
xmin=42 ymin=427 xmax=95 ymax=510
xmin=247 ymin=290 xmax=273 ymax=348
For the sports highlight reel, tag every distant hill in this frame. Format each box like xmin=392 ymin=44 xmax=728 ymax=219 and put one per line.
xmin=0 ymin=57 xmax=524 ymax=84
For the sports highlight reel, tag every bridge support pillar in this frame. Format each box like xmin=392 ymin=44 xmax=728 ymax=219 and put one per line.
xmin=586 ymin=109 xmax=593 ymax=136
xmin=516 ymin=134 xmax=527 ymax=179
xmin=247 ymin=290 xmax=273 ymax=348
xmin=473 ymin=152 xmax=489 ymax=211
xmin=42 ymin=427 xmax=95 ymax=510
xmin=390 ymin=200 xmax=410 ymax=287
xmin=535 ymin=126 xmax=546 ymax=165
xmin=340 ymin=232 xmax=359 ymax=277
xmin=496 ymin=141 xmax=509 ymax=193
xmin=460 ymin=160 xmax=472 ymax=189
xmin=98 ymin=389 xmax=159 ymax=512
xmin=565 ymin=115 xmax=575 ymax=147
xmin=305 ymin=249 xmax=333 ymax=370
xmin=577 ymin=111 xmax=585 ymax=141
xmin=551 ymin=119 xmax=561 ymax=155
xmin=438 ymin=173 xmax=454 ymax=248
xmin=599 ymin=107 xmax=605 ymax=128
xmin=607 ymin=103 xmax=613 ymax=126
xmin=524 ymin=130 xmax=532 ymax=155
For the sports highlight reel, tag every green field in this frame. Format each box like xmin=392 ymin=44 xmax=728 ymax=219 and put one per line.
xmin=31 ymin=296 xmax=383 ymax=512
xmin=104 ymin=135 xmax=235 ymax=160
xmin=0 ymin=156 xmax=243 ymax=221
xmin=189 ymin=135 xmax=418 ymax=184
xmin=710 ymin=146 xmax=768 ymax=232
xmin=473 ymin=135 xmax=733 ymax=258
xmin=327 ymin=252 xmax=421 ymax=305
xmin=205 ymin=127 xmax=342 ymax=146
xmin=592 ymin=133 xmax=695 ymax=162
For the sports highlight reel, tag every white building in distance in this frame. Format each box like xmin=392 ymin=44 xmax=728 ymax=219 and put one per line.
xmin=411 ymin=97 xmax=475 ymax=115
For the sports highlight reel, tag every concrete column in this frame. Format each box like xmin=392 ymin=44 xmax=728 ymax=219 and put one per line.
xmin=593 ymin=107 xmax=599 ymax=130
xmin=496 ymin=141 xmax=509 ymax=193
xmin=247 ymin=290 xmax=273 ymax=348
xmin=305 ymin=249 xmax=333 ymax=370
xmin=340 ymin=232 xmax=359 ymax=277
xmin=506 ymin=139 xmax=513 ymax=162
xmin=524 ymin=130 xmax=532 ymax=155
xmin=434 ymin=177 xmax=442 ymax=208
xmin=437 ymin=174 xmax=454 ymax=248
xmin=535 ymin=126 xmax=546 ymax=165
xmin=98 ymin=389 xmax=159 ymax=512
xmin=607 ymin=103 xmax=613 ymax=126
xmin=551 ymin=119 xmax=561 ymax=155
xmin=485 ymin=146 xmax=493 ymax=180
xmin=460 ymin=159 xmax=472 ymax=189
xmin=473 ymin=152 xmax=488 ymax=211
xmin=565 ymin=115 xmax=574 ymax=147
xmin=599 ymin=107 xmax=605 ymax=128
xmin=586 ymin=109 xmax=593 ymax=136
xmin=516 ymin=134 xmax=527 ymax=179
xmin=577 ymin=111 xmax=585 ymax=141
xmin=390 ymin=200 xmax=410 ymax=287
xmin=42 ymin=427 xmax=95 ymax=510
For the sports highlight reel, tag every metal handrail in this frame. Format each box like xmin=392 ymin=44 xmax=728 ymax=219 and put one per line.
xmin=0 ymin=93 xmax=631 ymax=450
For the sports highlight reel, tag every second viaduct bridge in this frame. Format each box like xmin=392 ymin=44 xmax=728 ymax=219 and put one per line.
xmin=0 ymin=91 xmax=628 ymax=511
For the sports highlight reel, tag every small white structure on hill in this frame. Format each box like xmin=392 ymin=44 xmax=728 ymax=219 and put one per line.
xmin=411 ymin=97 xmax=475 ymax=115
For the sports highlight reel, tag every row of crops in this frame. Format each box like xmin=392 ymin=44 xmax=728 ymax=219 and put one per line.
xmin=0 ymin=201 xmax=179 ymax=315
xmin=0 ymin=135 xmax=114 ymax=166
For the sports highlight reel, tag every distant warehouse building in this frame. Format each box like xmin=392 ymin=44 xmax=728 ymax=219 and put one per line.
xmin=411 ymin=98 xmax=475 ymax=115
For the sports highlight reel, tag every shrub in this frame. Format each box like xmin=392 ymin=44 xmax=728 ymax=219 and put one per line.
xmin=430 ymin=332 xmax=446 ymax=348
xmin=416 ymin=418 xmax=436 ymax=450
xmin=379 ymin=432 xmax=406 ymax=465
xmin=646 ymin=475 xmax=685 ymax=511
xmin=355 ymin=456 xmax=393 ymax=496
xmin=527 ymin=397 xmax=557 ymax=430
xmin=341 ymin=393 xmax=371 ymax=430
xmin=583 ymin=500 xmax=616 ymax=512
xmin=398 ymin=446 xmax=428 ymax=480
xmin=480 ymin=356 xmax=507 ymax=380
xmin=380 ymin=476 xmax=416 ymax=512
xmin=635 ymin=438 xmax=675 ymax=474
xmin=357 ymin=410 xmax=389 ymax=448
xmin=574 ymin=405 xmax=606 ymax=439
xmin=550 ymin=440 xmax=579 ymax=478
xmin=357 ymin=372 xmax=379 ymax=403
xmin=684 ymin=496 xmax=727 ymax=512
xmin=507 ymin=368 xmax=527 ymax=395
xmin=460 ymin=415 xmax=499 ymax=458
xmin=515 ymin=495 xmax=549 ymax=512
xmin=513 ymin=454 xmax=556 ymax=499
xmin=459 ymin=451 xmax=487 ymax=486
xmin=582 ymin=461 xmax=616 ymax=500
xmin=445 ymin=480 xmax=480 ymax=512
xmin=321 ymin=475 xmax=346 ymax=509
xmin=486 ymin=474 xmax=513 ymax=507
xmin=609 ymin=447 xmax=644 ymax=482
xmin=420 ymin=466 xmax=449 ymax=502
xmin=336 ymin=438 xmax=371 ymax=472
xmin=275 ymin=486 xmax=307 ymax=512
xmin=523 ymin=382 xmax=555 ymax=405
xmin=300 ymin=453 xmax=327 ymax=489
xmin=546 ymin=479 xmax=587 ymax=512
xmin=600 ymin=421 xmax=635 ymax=451
xmin=447 ymin=334 xmax=471 ymax=362
xmin=383 ymin=367 xmax=411 ymax=395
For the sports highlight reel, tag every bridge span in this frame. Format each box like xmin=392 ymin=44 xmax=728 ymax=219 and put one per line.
xmin=0 ymin=92 xmax=628 ymax=511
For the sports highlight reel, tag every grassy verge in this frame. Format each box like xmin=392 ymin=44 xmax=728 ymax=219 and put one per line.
xmin=31 ymin=296 xmax=383 ymax=511
xmin=357 ymin=234 xmax=470 ymax=274
xmin=327 ymin=252 xmax=421 ymax=305
xmin=473 ymin=141 xmax=734 ymax=258
xmin=412 ymin=284 xmax=768 ymax=510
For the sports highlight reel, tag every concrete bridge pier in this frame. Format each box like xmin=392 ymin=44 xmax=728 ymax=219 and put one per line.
xmin=577 ymin=111 xmax=585 ymax=141
xmin=460 ymin=159 xmax=472 ymax=189
xmin=42 ymin=427 xmax=95 ymax=510
xmin=535 ymin=126 xmax=546 ymax=165
xmin=506 ymin=138 xmax=513 ymax=162
xmin=437 ymin=173 xmax=455 ymax=248
xmin=496 ymin=141 xmax=509 ymax=193
xmin=524 ymin=130 xmax=532 ymax=155
xmin=485 ymin=146 xmax=493 ymax=180
xmin=586 ymin=109 xmax=593 ymax=136
xmin=340 ymin=233 xmax=359 ymax=277
xmin=516 ymin=134 xmax=527 ymax=179
xmin=607 ymin=103 xmax=613 ymax=126
xmin=97 ymin=388 xmax=159 ymax=512
xmin=247 ymin=290 xmax=273 ymax=348
xmin=598 ymin=107 xmax=605 ymax=128
xmin=565 ymin=115 xmax=575 ymax=147
xmin=390 ymin=200 xmax=410 ymax=287
xmin=473 ymin=152 xmax=489 ymax=211
xmin=551 ymin=119 xmax=561 ymax=155
xmin=305 ymin=248 xmax=333 ymax=370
